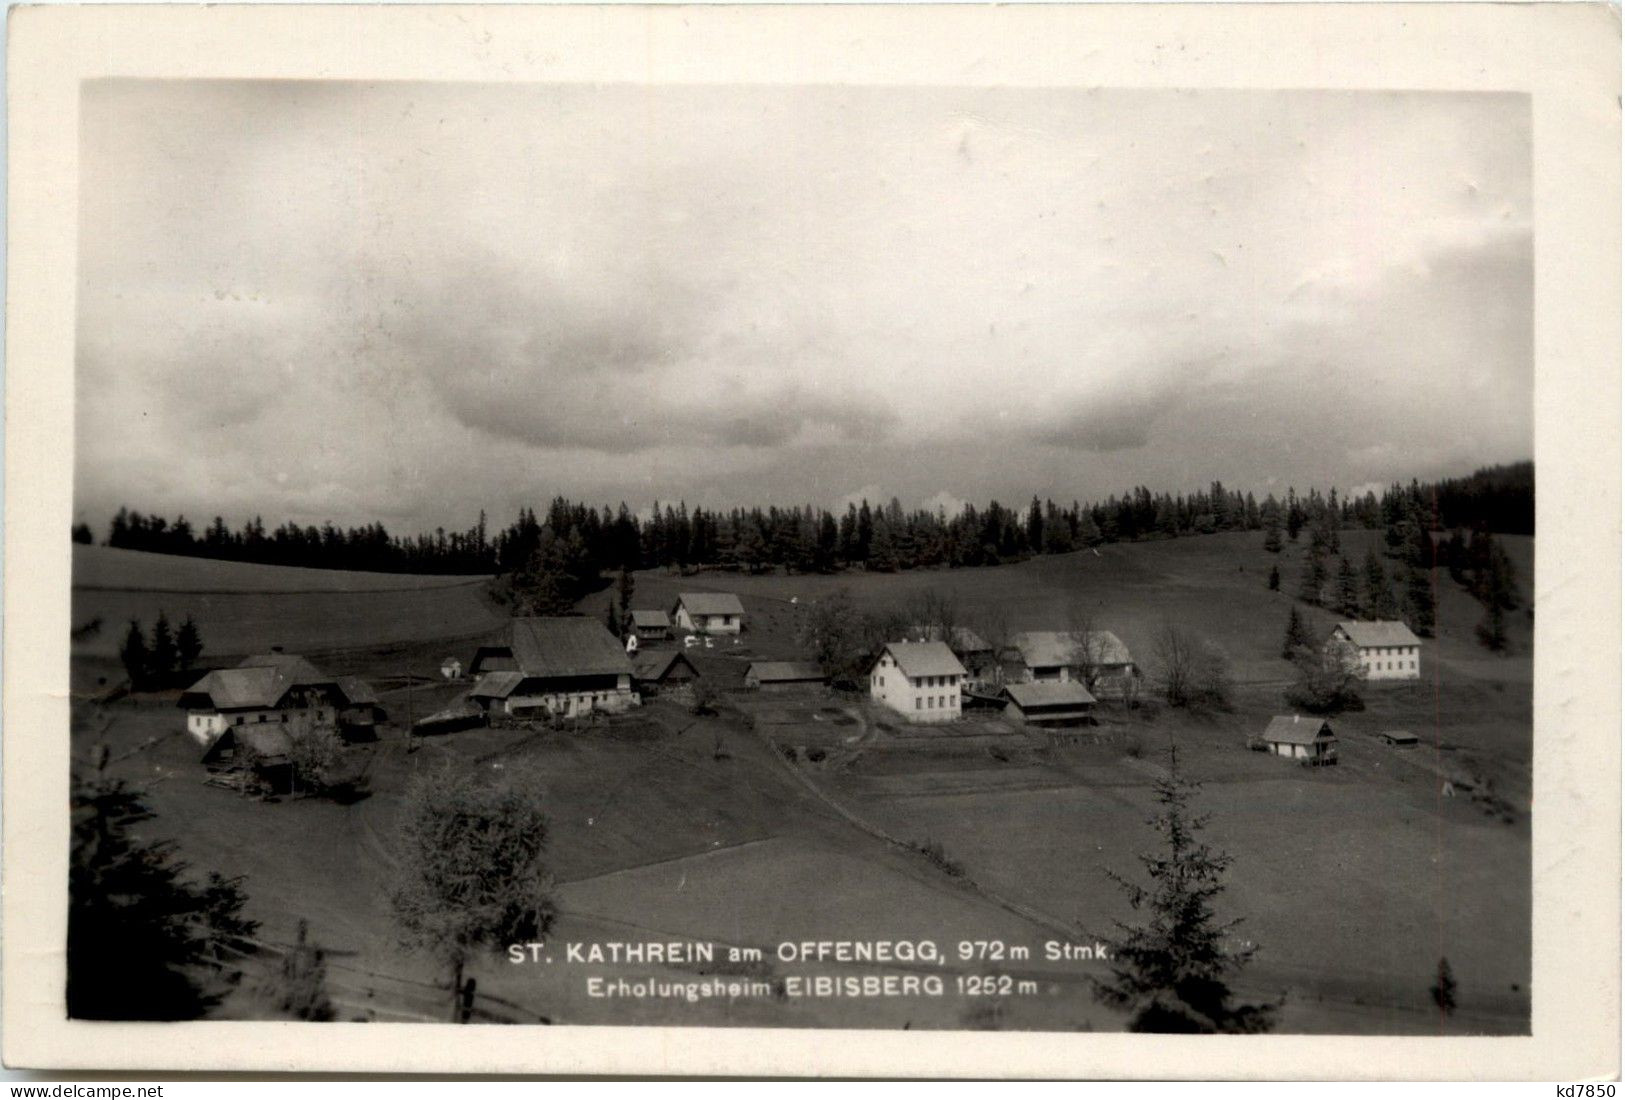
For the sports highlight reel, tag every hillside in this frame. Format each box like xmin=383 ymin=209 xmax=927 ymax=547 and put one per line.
xmin=71 ymin=544 xmax=506 ymax=663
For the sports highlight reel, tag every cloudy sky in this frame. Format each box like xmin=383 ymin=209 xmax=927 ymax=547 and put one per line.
xmin=76 ymin=81 xmax=1531 ymax=531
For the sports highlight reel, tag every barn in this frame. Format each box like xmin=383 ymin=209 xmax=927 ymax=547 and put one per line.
xmin=1258 ymin=715 xmax=1339 ymax=765
xmin=200 ymin=723 xmax=295 ymax=793
xmin=744 ymin=661 xmax=828 ymax=691
xmin=468 ymin=617 xmax=637 ymax=719
xmin=633 ymin=649 xmax=702 ymax=694
xmin=625 ymin=608 xmax=674 ymax=642
xmin=1001 ymin=681 xmax=1098 ymax=726
xmin=672 ymin=592 xmax=745 ymax=635
xmin=1005 ymin=630 xmax=1137 ymax=697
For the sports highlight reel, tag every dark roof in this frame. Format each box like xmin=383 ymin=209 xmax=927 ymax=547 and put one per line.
xmin=1262 ymin=715 xmax=1336 ymax=746
xmin=1003 ymin=682 xmax=1097 ymax=710
xmin=1380 ymin=729 xmax=1420 ymax=743
xmin=1333 ymin=621 xmax=1421 ymax=648
xmin=634 ymin=650 xmax=700 ymax=681
xmin=500 ymin=617 xmax=634 ymax=679
xmin=628 ymin=609 xmax=672 ymax=628
xmin=747 ymin=661 xmax=827 ymax=683
xmin=875 ymin=641 xmax=966 ymax=679
xmin=335 ymin=676 xmax=379 ymax=706
xmin=469 ymin=671 xmax=526 ymax=699
xmin=675 ymin=592 xmax=746 ymax=617
xmin=202 ymin=724 xmax=294 ymax=765
xmin=183 ymin=651 xmax=337 ymax=711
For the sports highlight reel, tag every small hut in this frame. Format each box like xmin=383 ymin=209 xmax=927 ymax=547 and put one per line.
xmin=1257 ymin=715 xmax=1338 ymax=765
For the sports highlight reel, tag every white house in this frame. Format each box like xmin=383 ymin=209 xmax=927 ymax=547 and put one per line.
xmin=1257 ymin=715 xmax=1338 ymax=765
xmin=672 ymin=592 xmax=745 ymax=635
xmin=1327 ymin=620 xmax=1422 ymax=681
xmin=468 ymin=617 xmax=638 ymax=719
xmin=867 ymin=641 xmax=967 ymax=725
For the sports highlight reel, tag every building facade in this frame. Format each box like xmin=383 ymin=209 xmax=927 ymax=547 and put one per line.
xmin=469 ymin=617 xmax=638 ymax=719
xmin=867 ymin=641 xmax=967 ymax=725
xmin=672 ymin=592 xmax=745 ymax=635
xmin=1327 ymin=621 xmax=1422 ymax=681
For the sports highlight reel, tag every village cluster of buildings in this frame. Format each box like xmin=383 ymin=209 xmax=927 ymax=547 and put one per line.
xmin=174 ymin=579 xmax=1424 ymax=784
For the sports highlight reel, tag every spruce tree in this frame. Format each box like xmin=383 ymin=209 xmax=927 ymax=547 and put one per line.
xmin=1093 ymin=745 xmax=1278 ymax=1033
xmin=1335 ymin=557 xmax=1360 ymax=617
xmin=1281 ymin=605 xmax=1311 ymax=659
xmin=1362 ymin=547 xmax=1397 ymax=619
xmin=176 ymin=615 xmax=204 ymax=671
xmin=1296 ymin=549 xmax=1327 ymax=607
xmin=1430 ymin=957 xmax=1458 ymax=1016
xmin=119 ymin=620 xmax=150 ymax=691
xmin=1267 ymin=565 xmax=1280 ymax=592
xmin=69 ymin=752 xmax=258 ymax=1018
xmin=150 ymin=613 xmax=178 ymax=682
xmin=1404 ymin=565 xmax=1436 ymax=637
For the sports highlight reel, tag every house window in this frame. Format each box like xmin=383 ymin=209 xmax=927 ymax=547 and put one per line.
xmin=915 ymin=698 xmax=922 ymax=710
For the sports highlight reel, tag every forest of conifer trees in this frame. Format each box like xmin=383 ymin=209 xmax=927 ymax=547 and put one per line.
xmin=89 ymin=463 xmax=1532 ymax=590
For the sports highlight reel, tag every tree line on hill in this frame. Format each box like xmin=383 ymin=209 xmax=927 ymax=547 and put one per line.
xmin=84 ymin=462 xmax=1531 ymax=596
xmin=119 ymin=612 xmax=205 ymax=691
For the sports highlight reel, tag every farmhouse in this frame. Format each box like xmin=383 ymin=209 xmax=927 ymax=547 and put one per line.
xmin=1328 ymin=620 xmax=1422 ymax=681
xmin=468 ymin=617 xmax=637 ymax=719
xmin=867 ymin=641 xmax=967 ymax=725
xmin=625 ymin=608 xmax=674 ymax=642
xmin=672 ymin=592 xmax=745 ymax=635
xmin=1006 ymin=630 xmax=1137 ymax=697
xmin=1257 ymin=715 xmax=1338 ymax=765
xmin=178 ymin=652 xmax=379 ymax=745
xmin=633 ymin=649 xmax=701 ymax=694
xmin=1001 ymin=682 xmax=1097 ymax=727
xmin=745 ymin=661 xmax=828 ymax=691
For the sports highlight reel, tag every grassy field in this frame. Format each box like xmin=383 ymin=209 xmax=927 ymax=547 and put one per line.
xmin=69 ymin=528 xmax=1532 ymax=1032
xmin=71 ymin=544 xmax=507 ymax=675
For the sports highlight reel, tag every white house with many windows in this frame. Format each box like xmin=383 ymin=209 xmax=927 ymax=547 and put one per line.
xmin=866 ymin=640 xmax=967 ymax=725
xmin=1327 ymin=620 xmax=1422 ymax=681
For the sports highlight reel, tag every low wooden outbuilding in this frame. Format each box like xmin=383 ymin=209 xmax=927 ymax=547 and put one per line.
xmin=744 ymin=661 xmax=828 ymax=691
xmin=1001 ymin=681 xmax=1098 ymax=726
xmin=1379 ymin=729 xmax=1420 ymax=747
xmin=633 ymin=650 xmax=701 ymax=693
xmin=1257 ymin=715 xmax=1338 ymax=765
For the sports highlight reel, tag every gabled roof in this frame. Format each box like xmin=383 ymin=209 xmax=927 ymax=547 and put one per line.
xmin=202 ymin=724 xmax=294 ymax=765
xmin=1003 ymin=681 xmax=1098 ymax=709
xmin=469 ymin=671 xmax=526 ymax=699
xmin=875 ymin=641 xmax=966 ymax=679
xmin=628 ymin=609 xmax=672 ymax=628
xmin=1010 ymin=630 xmax=1133 ymax=669
xmin=674 ymin=592 xmax=745 ymax=617
xmin=1262 ymin=715 xmax=1336 ymax=745
xmin=633 ymin=650 xmax=700 ymax=682
xmin=1333 ymin=620 xmax=1421 ymax=648
xmin=747 ymin=661 xmax=827 ymax=683
xmin=501 ymin=617 xmax=634 ymax=679
xmin=238 ymin=653 xmax=331 ymax=684
xmin=335 ymin=676 xmax=379 ymax=706
xmin=181 ymin=667 xmax=287 ymax=710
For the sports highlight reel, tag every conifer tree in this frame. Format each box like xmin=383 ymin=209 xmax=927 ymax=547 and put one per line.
xmin=1280 ymin=605 xmax=1311 ymax=659
xmin=1362 ymin=546 xmax=1397 ymax=619
xmin=1093 ymin=745 xmax=1278 ymax=1033
xmin=119 ymin=620 xmax=150 ymax=691
xmin=1296 ymin=549 xmax=1328 ymax=607
xmin=1267 ymin=565 xmax=1280 ymax=592
xmin=1335 ymin=557 xmax=1360 ymax=617
xmin=69 ymin=751 xmax=258 ymax=1018
xmin=175 ymin=615 xmax=204 ymax=671
xmin=150 ymin=612 xmax=178 ymax=681
xmin=1430 ymin=957 xmax=1458 ymax=1016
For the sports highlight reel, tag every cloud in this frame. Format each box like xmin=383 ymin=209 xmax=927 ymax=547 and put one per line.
xmin=921 ymin=490 xmax=968 ymax=517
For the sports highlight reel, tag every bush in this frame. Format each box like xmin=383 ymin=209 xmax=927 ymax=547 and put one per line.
xmin=911 ymin=838 xmax=965 ymax=878
xmin=1283 ymin=645 xmax=1365 ymax=715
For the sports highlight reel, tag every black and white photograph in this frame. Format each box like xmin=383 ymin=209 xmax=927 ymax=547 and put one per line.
xmin=5 ymin=2 xmax=1618 ymax=1081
